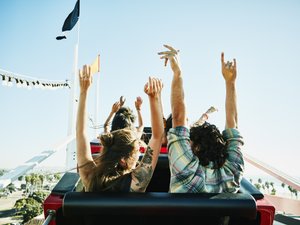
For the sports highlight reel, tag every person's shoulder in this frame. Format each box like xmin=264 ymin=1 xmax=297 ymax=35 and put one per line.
xmin=222 ymin=128 xmax=242 ymax=139
xmin=168 ymin=126 xmax=190 ymax=135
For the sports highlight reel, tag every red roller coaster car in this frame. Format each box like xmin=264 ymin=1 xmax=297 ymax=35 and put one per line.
xmin=43 ymin=128 xmax=275 ymax=225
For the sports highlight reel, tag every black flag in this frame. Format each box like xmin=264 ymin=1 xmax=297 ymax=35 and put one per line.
xmin=56 ymin=0 xmax=80 ymax=40
xmin=56 ymin=35 xmax=67 ymax=40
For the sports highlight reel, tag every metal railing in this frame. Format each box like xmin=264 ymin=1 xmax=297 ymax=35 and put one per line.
xmin=0 ymin=134 xmax=75 ymax=189
xmin=244 ymin=152 xmax=300 ymax=216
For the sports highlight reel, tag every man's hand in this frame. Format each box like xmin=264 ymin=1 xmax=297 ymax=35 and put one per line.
xmin=135 ymin=96 xmax=143 ymax=111
xmin=158 ymin=44 xmax=181 ymax=75
xmin=222 ymin=52 xmax=238 ymax=129
xmin=221 ymin=52 xmax=237 ymax=83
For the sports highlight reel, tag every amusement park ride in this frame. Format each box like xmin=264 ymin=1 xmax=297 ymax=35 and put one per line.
xmin=2 ymin=124 xmax=300 ymax=225
xmin=42 ymin=136 xmax=277 ymax=225
xmin=1 ymin=55 xmax=300 ymax=224
xmin=1 ymin=49 xmax=300 ymax=225
xmin=1 ymin=2 xmax=300 ymax=223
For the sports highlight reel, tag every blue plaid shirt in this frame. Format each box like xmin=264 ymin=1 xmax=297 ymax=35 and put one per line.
xmin=167 ymin=126 xmax=244 ymax=193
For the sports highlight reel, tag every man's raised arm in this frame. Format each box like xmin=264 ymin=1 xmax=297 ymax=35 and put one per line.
xmin=158 ymin=45 xmax=186 ymax=128
xmin=221 ymin=52 xmax=238 ymax=129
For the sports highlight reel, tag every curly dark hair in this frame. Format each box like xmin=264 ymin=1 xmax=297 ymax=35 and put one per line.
xmin=190 ymin=122 xmax=228 ymax=169
xmin=111 ymin=107 xmax=136 ymax=132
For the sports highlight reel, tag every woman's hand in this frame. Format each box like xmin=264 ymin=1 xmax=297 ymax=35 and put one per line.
xmin=79 ymin=64 xmax=92 ymax=93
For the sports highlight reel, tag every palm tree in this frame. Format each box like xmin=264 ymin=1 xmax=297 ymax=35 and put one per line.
xmin=0 ymin=169 xmax=7 ymax=176
xmin=271 ymin=188 xmax=276 ymax=195
xmin=39 ymin=174 xmax=44 ymax=190
xmin=6 ymin=183 xmax=16 ymax=193
xmin=270 ymin=182 xmax=276 ymax=195
xmin=265 ymin=181 xmax=270 ymax=194
xmin=258 ymin=178 xmax=262 ymax=184
xmin=288 ymin=185 xmax=294 ymax=198
xmin=294 ymin=190 xmax=298 ymax=199
xmin=46 ymin=174 xmax=54 ymax=183
xmin=254 ymin=183 xmax=261 ymax=191
xmin=54 ymin=173 xmax=61 ymax=181
xmin=30 ymin=174 xmax=38 ymax=194
xmin=18 ymin=175 xmax=23 ymax=181
xmin=25 ymin=175 xmax=31 ymax=194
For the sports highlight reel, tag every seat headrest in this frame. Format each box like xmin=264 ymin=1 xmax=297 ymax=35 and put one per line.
xmin=63 ymin=192 xmax=257 ymax=219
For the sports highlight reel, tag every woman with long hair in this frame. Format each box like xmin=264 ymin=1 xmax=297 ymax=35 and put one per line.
xmin=76 ymin=64 xmax=164 ymax=192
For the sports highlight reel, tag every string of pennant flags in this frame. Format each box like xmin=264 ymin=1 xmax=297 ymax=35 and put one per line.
xmin=0 ymin=1 xmax=79 ymax=91
xmin=1 ymin=0 xmax=100 ymax=91
xmin=0 ymin=68 xmax=70 ymax=90
xmin=0 ymin=53 xmax=99 ymax=91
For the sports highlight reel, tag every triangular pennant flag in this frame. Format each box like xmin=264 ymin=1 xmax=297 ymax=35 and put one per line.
xmin=56 ymin=0 xmax=80 ymax=40
xmin=90 ymin=54 xmax=100 ymax=75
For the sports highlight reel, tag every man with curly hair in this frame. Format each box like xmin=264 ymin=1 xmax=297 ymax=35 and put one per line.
xmin=158 ymin=45 xmax=244 ymax=193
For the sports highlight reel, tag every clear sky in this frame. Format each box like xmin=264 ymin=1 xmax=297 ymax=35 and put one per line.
xmin=0 ymin=0 xmax=299 ymax=177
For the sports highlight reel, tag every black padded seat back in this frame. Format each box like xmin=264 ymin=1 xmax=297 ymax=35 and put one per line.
xmin=51 ymin=172 xmax=80 ymax=195
xmin=63 ymin=192 xmax=257 ymax=219
xmin=239 ymin=178 xmax=264 ymax=200
xmin=146 ymin=154 xmax=170 ymax=192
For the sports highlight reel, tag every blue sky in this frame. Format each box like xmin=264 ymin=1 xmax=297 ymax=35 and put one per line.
xmin=0 ymin=0 xmax=299 ymax=177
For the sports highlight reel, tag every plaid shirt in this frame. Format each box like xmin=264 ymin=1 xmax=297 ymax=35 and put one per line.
xmin=167 ymin=126 xmax=244 ymax=193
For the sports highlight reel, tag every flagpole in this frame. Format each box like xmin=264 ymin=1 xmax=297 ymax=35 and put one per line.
xmin=93 ymin=54 xmax=100 ymax=139
xmin=66 ymin=20 xmax=80 ymax=170
xmin=94 ymin=69 xmax=100 ymax=138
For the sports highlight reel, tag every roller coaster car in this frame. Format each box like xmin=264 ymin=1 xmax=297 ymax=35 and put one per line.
xmin=43 ymin=127 xmax=275 ymax=225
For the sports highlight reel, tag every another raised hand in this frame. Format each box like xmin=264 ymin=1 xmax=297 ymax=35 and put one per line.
xmin=111 ymin=101 xmax=121 ymax=113
xmin=158 ymin=44 xmax=181 ymax=75
xmin=76 ymin=65 xmax=95 ymax=187
xmin=143 ymin=76 xmax=164 ymax=142
xmin=135 ymin=96 xmax=143 ymax=111
xmin=158 ymin=44 xmax=186 ymax=128
xmin=221 ymin=52 xmax=237 ymax=83
xmin=135 ymin=96 xmax=144 ymax=137
xmin=221 ymin=52 xmax=238 ymax=129
xmin=192 ymin=106 xmax=218 ymax=127
xmin=79 ymin=65 xmax=92 ymax=93
xmin=131 ymin=77 xmax=164 ymax=192
xmin=103 ymin=99 xmax=122 ymax=134
xmin=120 ymin=96 xmax=126 ymax=107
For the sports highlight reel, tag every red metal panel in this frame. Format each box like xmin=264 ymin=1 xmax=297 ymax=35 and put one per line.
xmin=91 ymin=144 xmax=168 ymax=154
xmin=43 ymin=194 xmax=63 ymax=225
xmin=139 ymin=146 xmax=168 ymax=154
xmin=90 ymin=143 xmax=101 ymax=154
xmin=256 ymin=198 xmax=275 ymax=225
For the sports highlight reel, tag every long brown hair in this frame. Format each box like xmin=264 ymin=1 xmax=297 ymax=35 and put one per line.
xmin=88 ymin=129 xmax=138 ymax=191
